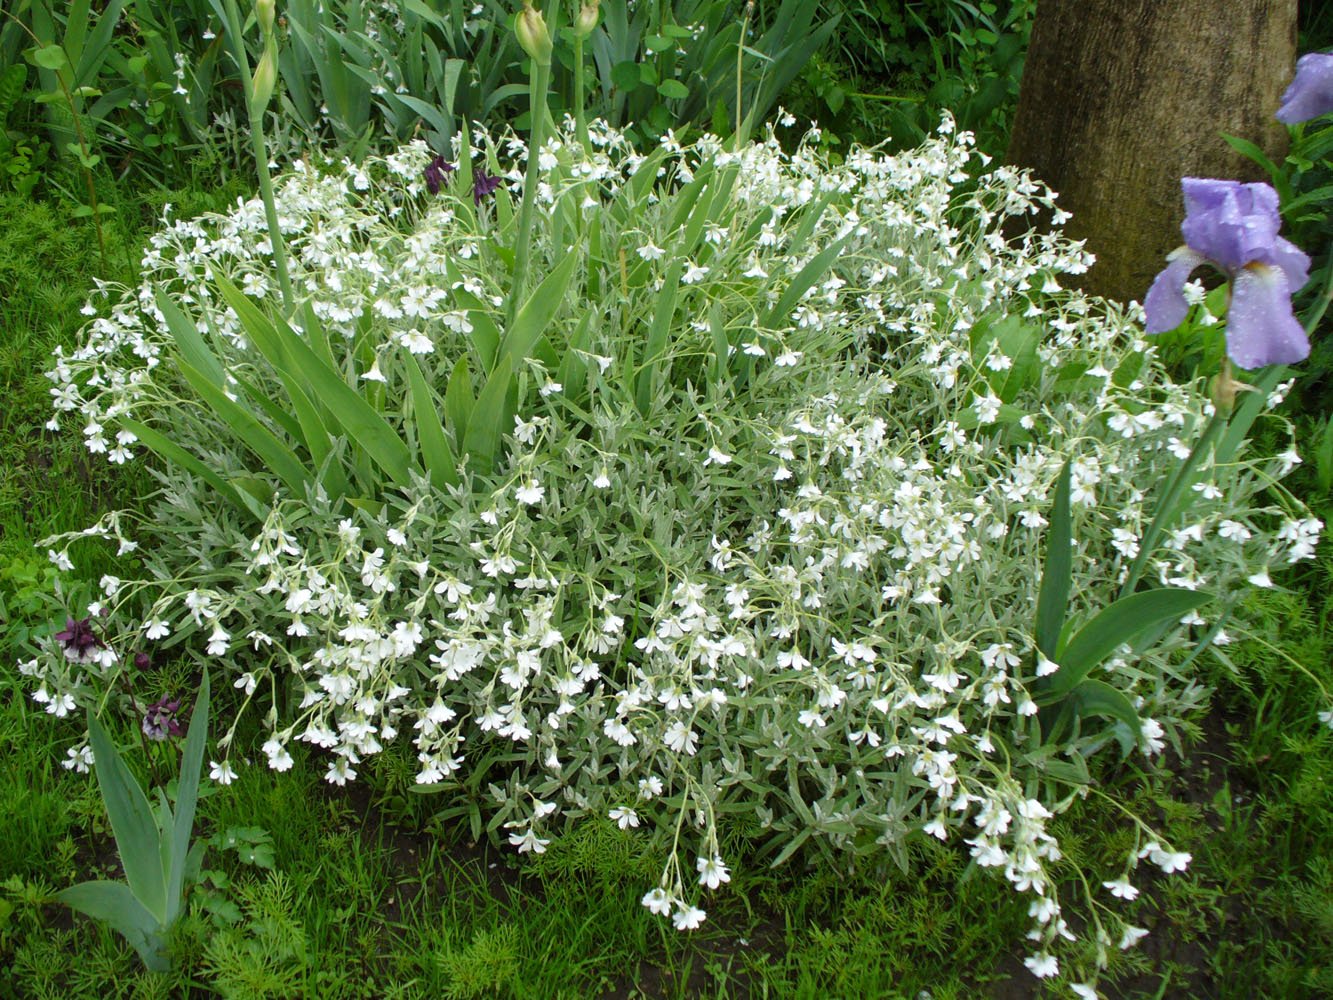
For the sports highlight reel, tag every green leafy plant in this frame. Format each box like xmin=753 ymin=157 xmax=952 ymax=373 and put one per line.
xmin=54 ymin=670 xmax=211 ymax=972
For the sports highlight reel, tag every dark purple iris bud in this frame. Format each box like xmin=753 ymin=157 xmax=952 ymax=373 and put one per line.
xmin=142 ymin=695 xmax=184 ymax=741
xmin=424 ymin=154 xmax=456 ymax=195
xmin=54 ymin=617 xmax=105 ymax=664
xmin=134 ymin=651 xmax=152 ymax=671
xmin=473 ymin=168 xmax=503 ymax=205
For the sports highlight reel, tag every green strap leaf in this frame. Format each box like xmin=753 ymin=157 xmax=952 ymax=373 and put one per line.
xmin=444 ymin=355 xmax=474 ymax=453
xmin=156 ymin=291 xmax=225 ymax=387
xmin=761 ymin=236 xmax=848 ymax=330
xmin=54 ymin=881 xmax=168 ymax=971
xmin=85 ymin=712 xmax=169 ymax=924
xmin=1045 ymin=588 xmax=1214 ymax=698
xmin=495 ymin=250 xmax=579 ymax=373
xmin=1034 ymin=461 xmax=1072 ymax=658
xmin=119 ymin=420 xmax=262 ymax=522
xmin=1066 ymin=678 xmax=1142 ymax=757
xmin=166 ymin=670 xmax=209 ymax=925
xmin=214 ymin=279 xmax=414 ymax=489
xmin=175 ymin=359 xmax=311 ymax=499
xmin=405 ymin=354 xmax=459 ymax=490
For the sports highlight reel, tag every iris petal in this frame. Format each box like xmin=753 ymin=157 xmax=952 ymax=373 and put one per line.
xmin=1276 ymin=53 xmax=1333 ymax=125
xmin=1226 ymin=264 xmax=1310 ymax=369
xmin=1143 ymin=248 xmax=1204 ymax=334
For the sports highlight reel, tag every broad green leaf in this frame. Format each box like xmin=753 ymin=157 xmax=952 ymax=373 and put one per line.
xmin=175 ymin=359 xmax=311 ymax=498
xmin=444 ymin=354 xmax=474 ymax=451
xmin=32 ymin=45 xmax=69 ymax=71
xmin=761 ymin=236 xmax=848 ymax=329
xmin=1045 ymin=588 xmax=1214 ymax=697
xmin=405 ymin=354 xmax=459 ymax=489
xmin=496 ymin=251 xmax=579 ymax=373
xmin=1067 ymin=678 xmax=1142 ymax=757
xmin=657 ymin=79 xmax=688 ymax=100
xmin=1035 ymin=461 xmax=1072 ymax=658
xmin=166 ymin=670 xmax=209 ymax=925
xmin=462 ymin=363 xmax=513 ymax=474
xmin=216 ymin=282 xmax=414 ymax=488
xmin=119 ymin=420 xmax=261 ymax=521
xmin=54 ymin=881 xmax=168 ymax=971
xmin=156 ymin=291 xmax=225 ymax=387
xmin=86 ymin=711 xmax=169 ymax=923
xmin=635 ymin=259 xmax=682 ymax=415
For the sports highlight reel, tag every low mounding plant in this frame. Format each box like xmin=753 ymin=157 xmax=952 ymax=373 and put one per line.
xmin=26 ymin=115 xmax=1321 ymax=984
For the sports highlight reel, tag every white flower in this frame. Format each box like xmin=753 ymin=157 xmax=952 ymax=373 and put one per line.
xmin=509 ymin=828 xmax=549 ymax=854
xmin=1246 ymin=569 xmax=1273 ymax=588
xmin=63 ymin=745 xmax=94 ymax=773
xmin=1035 ymin=652 xmax=1060 ymax=678
xmin=663 ymin=720 xmax=698 ymax=755
xmin=144 ymin=619 xmax=171 ymax=640
xmin=704 ymin=446 xmax=731 ymax=466
xmin=641 ymin=887 xmax=672 ymax=915
xmin=1023 ymin=952 xmax=1058 ymax=978
xmin=1150 ymin=847 xmax=1191 ymax=873
xmin=592 ymin=468 xmax=611 ymax=489
xmin=209 ymin=760 xmax=237 ymax=785
xmin=1102 ymin=878 xmax=1139 ymax=900
xmin=206 ymin=626 xmax=230 ymax=657
xmin=672 ymin=903 xmax=706 ymax=931
xmin=1118 ymin=926 xmax=1150 ymax=949
xmin=515 ymin=479 xmax=546 ymax=505
xmin=1071 ymin=984 xmax=1099 ymax=1000
xmin=262 ymin=738 xmax=294 ymax=771
xmin=609 ymin=806 xmax=640 ymax=830
xmin=696 ymin=855 xmax=731 ymax=890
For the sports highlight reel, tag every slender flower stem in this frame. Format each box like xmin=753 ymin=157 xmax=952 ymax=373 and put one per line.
xmin=574 ymin=33 xmax=590 ymax=154
xmin=734 ymin=0 xmax=754 ymax=153
xmin=509 ymin=54 xmax=553 ymax=327
xmin=220 ymin=0 xmax=294 ymax=315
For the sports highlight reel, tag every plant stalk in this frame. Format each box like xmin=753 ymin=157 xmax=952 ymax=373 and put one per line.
xmin=509 ymin=53 xmax=553 ymax=327
xmin=220 ymin=0 xmax=295 ymax=315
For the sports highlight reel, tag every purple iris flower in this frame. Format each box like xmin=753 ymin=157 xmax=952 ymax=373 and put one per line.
xmin=424 ymin=154 xmax=456 ymax=195
xmin=54 ymin=616 xmax=104 ymax=664
xmin=1276 ymin=52 xmax=1333 ymax=125
xmin=142 ymin=695 xmax=184 ymax=741
xmin=472 ymin=168 xmax=502 ymax=205
xmin=1144 ymin=178 xmax=1311 ymax=369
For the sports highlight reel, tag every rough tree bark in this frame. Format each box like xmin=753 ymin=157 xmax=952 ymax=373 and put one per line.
xmin=1007 ymin=0 xmax=1297 ymax=304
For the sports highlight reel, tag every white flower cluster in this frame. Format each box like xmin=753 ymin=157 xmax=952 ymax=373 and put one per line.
xmin=30 ymin=117 xmax=1319 ymax=979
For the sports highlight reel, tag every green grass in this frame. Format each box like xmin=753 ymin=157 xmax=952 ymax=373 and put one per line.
xmin=1 ymin=171 xmax=1331 ymax=998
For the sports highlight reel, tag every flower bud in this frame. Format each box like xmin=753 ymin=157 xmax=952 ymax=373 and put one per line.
xmin=251 ymin=39 xmax=278 ymax=110
xmin=574 ymin=0 xmax=599 ymax=38
xmin=255 ymin=0 xmax=276 ymax=36
xmin=516 ymin=2 xmax=552 ymax=67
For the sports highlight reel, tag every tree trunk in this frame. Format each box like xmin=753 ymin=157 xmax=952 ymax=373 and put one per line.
xmin=1007 ymin=0 xmax=1297 ymax=304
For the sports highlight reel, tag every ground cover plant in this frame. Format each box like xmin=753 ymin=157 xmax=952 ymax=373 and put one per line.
xmin=15 ymin=83 xmax=1326 ymax=994
xmin=4 ymin=4 xmax=1333 ymax=999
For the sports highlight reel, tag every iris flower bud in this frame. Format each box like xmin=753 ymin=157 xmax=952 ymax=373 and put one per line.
xmin=251 ymin=39 xmax=278 ymax=110
xmin=516 ymin=2 xmax=552 ymax=67
xmin=574 ymin=0 xmax=599 ymax=38
xmin=256 ymin=0 xmax=276 ymax=37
